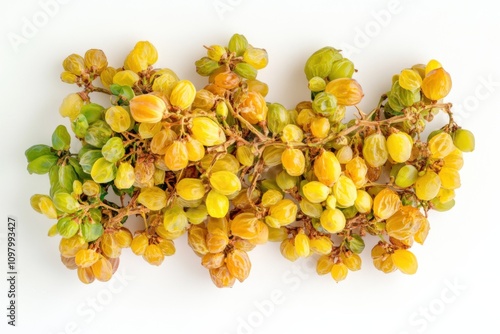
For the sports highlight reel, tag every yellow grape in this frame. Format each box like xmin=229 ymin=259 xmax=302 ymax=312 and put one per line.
xmin=226 ymin=249 xmax=252 ymax=282
xmin=131 ymin=234 xmax=149 ymax=255
xmin=399 ymin=68 xmax=422 ymax=91
xmin=267 ymin=199 xmax=298 ymax=226
xmin=438 ymin=167 xmax=461 ymax=190
xmin=302 ymin=181 xmax=330 ymax=204
xmin=280 ymin=239 xmax=299 ymax=262
xmin=330 ymin=263 xmax=348 ymax=282
xmin=75 ymin=249 xmax=100 ymax=268
xmin=332 ymin=175 xmax=357 ymax=207
xmin=143 ymin=244 xmax=165 ymax=266
xmin=137 ymin=186 xmax=167 ymax=211
xmin=205 ymin=190 xmax=229 ymax=218
xmin=373 ymin=188 xmax=401 ymax=220
xmin=129 ymin=94 xmax=166 ymax=123
xmin=314 ymin=150 xmax=341 ymax=187
xmin=209 ymin=171 xmax=242 ymax=196
xmin=310 ymin=236 xmax=333 ymax=255
xmin=190 ymin=117 xmax=226 ymax=146
xmin=386 ymin=132 xmax=413 ymax=163
xmin=428 ymin=132 xmax=454 ymax=159
xmin=415 ymin=170 xmax=441 ymax=201
xmin=363 ymin=133 xmax=388 ymax=167
xmin=421 ymin=67 xmax=452 ymax=101
xmin=340 ymin=252 xmax=362 ymax=271
xmin=281 ymin=148 xmax=305 ymax=176
xmin=164 ymin=141 xmax=189 ymax=171
xmin=176 ymin=178 xmax=206 ymax=201
xmin=391 ymin=249 xmax=418 ymax=275
xmin=345 ymin=156 xmax=367 ymax=188
xmin=209 ymin=265 xmax=236 ymax=288
xmin=354 ymin=189 xmax=373 ymax=213
xmin=170 ymin=80 xmax=196 ymax=110
xmin=294 ymin=231 xmax=311 ymax=257
xmin=320 ymin=208 xmax=346 ymax=233
xmin=316 ymin=255 xmax=334 ymax=275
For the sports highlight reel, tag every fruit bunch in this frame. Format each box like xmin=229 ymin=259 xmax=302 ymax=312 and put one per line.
xmin=26 ymin=34 xmax=474 ymax=287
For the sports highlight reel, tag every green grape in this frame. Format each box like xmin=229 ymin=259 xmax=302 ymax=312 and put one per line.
xmin=191 ymin=117 xmax=226 ymax=146
xmin=79 ymin=150 xmax=103 ymax=174
xmin=85 ymin=120 xmax=113 ymax=148
xmin=72 ymin=114 xmax=89 ymax=138
xmin=101 ymin=137 xmax=125 ymax=163
xmin=51 ymin=125 xmax=71 ymax=151
xmin=53 ymin=192 xmax=80 ymax=213
xmin=185 ymin=205 xmax=208 ymax=225
xmin=312 ymin=92 xmax=338 ymax=117
xmin=399 ymin=68 xmax=422 ymax=91
xmin=328 ymin=58 xmax=355 ymax=80
xmin=453 ymin=129 xmax=475 ymax=152
xmin=304 ymin=46 xmax=341 ymax=80
xmin=90 ymin=157 xmax=117 ymax=183
xmin=354 ymin=190 xmax=372 ymax=213
xmin=276 ymin=170 xmax=299 ymax=191
xmin=163 ymin=205 xmax=189 ymax=233
xmin=395 ymin=165 xmax=418 ymax=188
xmin=80 ymin=219 xmax=104 ymax=242
xmin=57 ymin=217 xmax=80 ymax=238
xmin=262 ymin=145 xmax=286 ymax=167
xmin=58 ymin=165 xmax=77 ymax=193
xmin=80 ymin=103 xmax=104 ymax=123
xmin=308 ymin=77 xmax=327 ymax=92
xmin=234 ymin=63 xmax=257 ymax=80
xmin=267 ymin=103 xmax=291 ymax=134
xmin=299 ymin=199 xmax=323 ymax=218
xmin=27 ymin=154 xmax=58 ymax=175
xmin=170 ymin=80 xmax=196 ymax=110
xmin=195 ymin=57 xmax=219 ymax=76
xmin=228 ymin=33 xmax=248 ymax=56
xmin=25 ymin=144 xmax=52 ymax=162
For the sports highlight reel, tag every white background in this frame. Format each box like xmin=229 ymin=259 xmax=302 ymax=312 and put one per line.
xmin=1 ymin=0 xmax=499 ymax=333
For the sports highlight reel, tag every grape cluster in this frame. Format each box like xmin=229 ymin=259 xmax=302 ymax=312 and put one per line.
xmin=26 ymin=34 xmax=475 ymax=287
